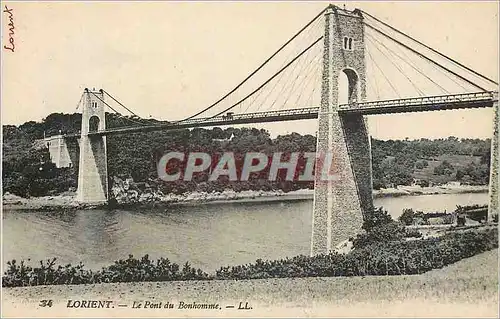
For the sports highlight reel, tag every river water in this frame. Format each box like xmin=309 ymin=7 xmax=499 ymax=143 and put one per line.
xmin=2 ymin=192 xmax=489 ymax=272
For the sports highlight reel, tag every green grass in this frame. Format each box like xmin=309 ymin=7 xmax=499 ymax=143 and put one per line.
xmin=413 ymin=154 xmax=481 ymax=184
xmin=4 ymin=249 xmax=498 ymax=306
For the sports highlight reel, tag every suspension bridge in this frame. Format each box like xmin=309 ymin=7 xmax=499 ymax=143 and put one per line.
xmin=44 ymin=4 xmax=499 ymax=256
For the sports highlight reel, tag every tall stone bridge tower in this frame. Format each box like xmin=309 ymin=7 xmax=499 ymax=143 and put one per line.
xmin=311 ymin=5 xmax=373 ymax=256
xmin=76 ymin=88 xmax=109 ymax=203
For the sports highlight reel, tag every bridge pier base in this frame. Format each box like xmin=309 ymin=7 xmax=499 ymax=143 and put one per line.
xmin=311 ymin=112 xmax=372 ymax=256
xmin=488 ymin=96 xmax=499 ymax=221
xmin=75 ymin=89 xmax=109 ymax=204
xmin=76 ymin=135 xmax=108 ymax=203
xmin=45 ymin=135 xmax=73 ymax=168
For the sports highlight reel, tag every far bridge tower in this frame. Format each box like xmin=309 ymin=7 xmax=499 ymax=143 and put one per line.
xmin=76 ymin=88 xmax=109 ymax=203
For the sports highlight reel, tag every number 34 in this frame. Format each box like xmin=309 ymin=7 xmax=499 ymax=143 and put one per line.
xmin=39 ymin=300 xmax=53 ymax=307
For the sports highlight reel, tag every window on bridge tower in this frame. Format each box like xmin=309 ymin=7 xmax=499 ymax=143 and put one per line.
xmin=343 ymin=37 xmax=353 ymax=51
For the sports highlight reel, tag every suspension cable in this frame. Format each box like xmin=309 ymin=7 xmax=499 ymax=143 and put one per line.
xmin=283 ymin=46 xmax=322 ymax=109
xmin=260 ymin=43 xmax=307 ymax=112
xmin=250 ymin=19 xmax=321 ymax=113
xmin=75 ymin=92 xmax=84 ymax=110
xmin=89 ymin=91 xmax=151 ymax=127
xmin=366 ymin=35 xmax=424 ymax=96
xmin=103 ymin=90 xmax=141 ymax=118
xmin=369 ymin=32 xmax=455 ymax=93
xmin=262 ymin=19 xmax=322 ymax=112
xmin=270 ymin=37 xmax=316 ymax=111
xmin=366 ymin=49 xmax=381 ymax=99
xmin=292 ymin=51 xmax=322 ymax=107
xmin=208 ymin=36 xmax=323 ymax=119
xmin=177 ymin=7 xmax=327 ymax=122
xmin=373 ymin=29 xmax=467 ymax=91
xmin=364 ymin=22 xmax=488 ymax=92
xmin=362 ymin=10 xmax=498 ymax=86
xmin=366 ymin=40 xmax=401 ymax=97
xmin=366 ymin=32 xmax=448 ymax=94
xmin=304 ymin=62 xmax=321 ymax=106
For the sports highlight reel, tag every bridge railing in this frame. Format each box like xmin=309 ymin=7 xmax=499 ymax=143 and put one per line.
xmin=176 ymin=106 xmax=320 ymax=126
xmin=338 ymin=91 xmax=496 ymax=110
xmin=63 ymin=91 xmax=497 ymax=137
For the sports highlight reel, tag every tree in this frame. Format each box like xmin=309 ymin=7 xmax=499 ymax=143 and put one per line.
xmin=417 ymin=179 xmax=429 ymax=187
xmin=4 ymin=114 xmax=493 ymax=198
xmin=434 ymin=160 xmax=454 ymax=175
xmin=415 ymin=160 xmax=428 ymax=170
xmin=362 ymin=207 xmax=393 ymax=232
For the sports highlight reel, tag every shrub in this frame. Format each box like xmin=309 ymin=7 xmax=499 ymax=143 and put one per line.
xmin=372 ymin=179 xmax=385 ymax=190
xmin=434 ymin=160 xmax=454 ymax=175
xmin=214 ymin=227 xmax=498 ymax=279
xmin=362 ymin=207 xmax=393 ymax=232
xmin=355 ymin=207 xmax=422 ymax=248
xmin=2 ymin=254 xmax=210 ymax=287
xmin=399 ymin=208 xmax=417 ymax=226
xmin=417 ymin=179 xmax=429 ymax=187
xmin=352 ymin=221 xmax=406 ymax=249
xmin=404 ymin=228 xmax=423 ymax=238
xmin=2 ymin=258 xmax=93 ymax=287
xmin=3 ymin=227 xmax=497 ymax=286
xmin=415 ymin=160 xmax=428 ymax=170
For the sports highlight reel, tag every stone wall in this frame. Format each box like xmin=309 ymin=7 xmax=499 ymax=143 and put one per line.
xmin=488 ymin=97 xmax=499 ymax=220
xmin=311 ymin=10 xmax=333 ymax=255
xmin=341 ymin=113 xmax=373 ymax=216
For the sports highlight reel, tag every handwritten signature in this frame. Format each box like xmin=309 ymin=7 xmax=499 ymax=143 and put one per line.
xmin=4 ymin=5 xmax=15 ymax=52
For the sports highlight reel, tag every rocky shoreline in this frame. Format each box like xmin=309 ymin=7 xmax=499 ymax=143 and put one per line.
xmin=2 ymin=179 xmax=489 ymax=211
xmin=1 ymin=189 xmax=314 ymax=211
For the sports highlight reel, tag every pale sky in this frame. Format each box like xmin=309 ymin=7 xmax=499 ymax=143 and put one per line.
xmin=1 ymin=1 xmax=498 ymax=140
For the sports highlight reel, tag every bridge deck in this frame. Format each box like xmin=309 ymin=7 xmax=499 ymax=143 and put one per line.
xmin=339 ymin=91 xmax=496 ymax=115
xmin=63 ymin=91 xmax=496 ymax=137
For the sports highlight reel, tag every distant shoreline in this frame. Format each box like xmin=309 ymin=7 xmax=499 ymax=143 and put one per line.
xmin=2 ymin=185 xmax=489 ymax=211
xmin=373 ymin=184 xmax=489 ymax=198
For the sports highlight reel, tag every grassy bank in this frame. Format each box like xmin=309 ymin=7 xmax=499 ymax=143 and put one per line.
xmin=3 ymin=249 xmax=498 ymax=317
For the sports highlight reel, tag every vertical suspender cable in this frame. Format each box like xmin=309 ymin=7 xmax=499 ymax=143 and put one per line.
xmin=362 ymin=10 xmax=498 ymax=86
xmin=364 ymin=23 xmax=488 ymax=92
xmin=177 ymin=7 xmax=328 ymax=122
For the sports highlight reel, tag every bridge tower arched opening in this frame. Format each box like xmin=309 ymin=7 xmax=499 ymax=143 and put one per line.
xmin=338 ymin=68 xmax=360 ymax=105
xmin=89 ymin=116 xmax=100 ymax=133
